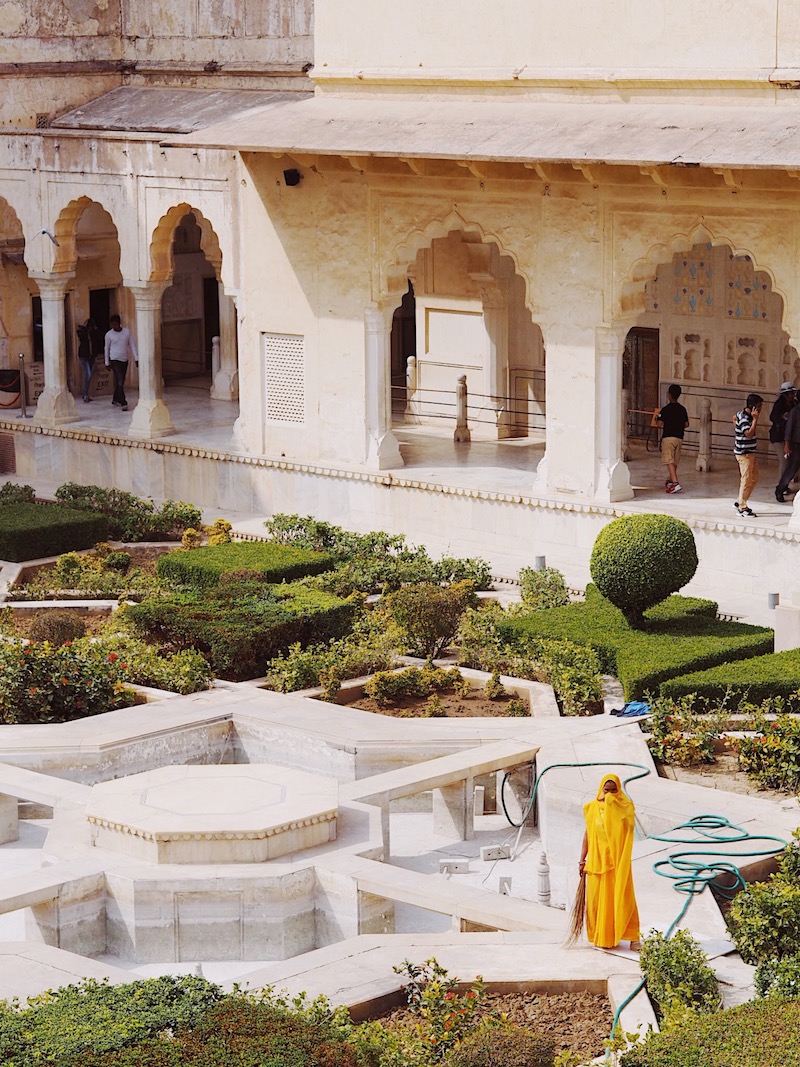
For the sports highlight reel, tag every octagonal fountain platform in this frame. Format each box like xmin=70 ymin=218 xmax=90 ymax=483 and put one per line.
xmin=86 ymin=764 xmax=338 ymax=864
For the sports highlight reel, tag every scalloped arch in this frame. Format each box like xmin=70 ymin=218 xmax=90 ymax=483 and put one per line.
xmin=0 ymin=197 xmax=25 ymax=239
xmin=619 ymin=223 xmax=789 ymax=331
xmin=51 ymin=196 xmax=119 ymax=274
xmin=149 ymin=204 xmax=222 ymax=284
xmin=382 ymin=207 xmax=531 ymax=309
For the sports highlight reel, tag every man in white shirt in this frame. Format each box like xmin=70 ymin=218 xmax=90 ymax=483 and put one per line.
xmin=104 ymin=314 xmax=138 ymax=411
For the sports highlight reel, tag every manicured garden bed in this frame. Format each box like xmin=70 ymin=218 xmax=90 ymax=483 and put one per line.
xmin=661 ymin=648 xmax=800 ymax=706
xmin=500 ymin=585 xmax=773 ymax=700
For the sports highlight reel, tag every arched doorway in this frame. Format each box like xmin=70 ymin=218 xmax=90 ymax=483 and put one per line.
xmin=626 ymin=241 xmax=797 ymax=464
xmin=390 ymin=229 xmax=545 ymax=442
xmin=161 ymin=211 xmax=219 ymax=386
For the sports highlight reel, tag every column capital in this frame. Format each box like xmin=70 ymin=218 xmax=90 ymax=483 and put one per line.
xmin=364 ymin=302 xmax=392 ymax=334
xmin=478 ymin=282 xmax=509 ymax=310
xmin=595 ymin=323 xmax=630 ymax=358
xmin=29 ymin=271 xmax=75 ymax=299
xmin=124 ymin=279 xmax=167 ymax=310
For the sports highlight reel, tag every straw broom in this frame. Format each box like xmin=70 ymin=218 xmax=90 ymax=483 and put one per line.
xmin=565 ymin=869 xmax=586 ymax=945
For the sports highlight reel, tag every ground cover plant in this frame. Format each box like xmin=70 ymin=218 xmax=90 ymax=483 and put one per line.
xmin=500 ymin=585 xmax=773 ymax=701
xmin=7 ymin=542 xmax=164 ymax=601
xmin=264 ymin=513 xmax=493 ymax=596
xmin=590 ymin=513 xmax=699 ymax=628
xmin=0 ymin=960 xmax=610 ymax=1067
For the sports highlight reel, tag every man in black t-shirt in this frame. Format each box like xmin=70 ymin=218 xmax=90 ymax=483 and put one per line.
xmin=651 ymin=384 xmax=690 ymax=494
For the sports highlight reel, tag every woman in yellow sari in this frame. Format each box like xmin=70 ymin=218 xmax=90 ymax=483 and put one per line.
xmin=578 ymin=773 xmax=641 ymax=950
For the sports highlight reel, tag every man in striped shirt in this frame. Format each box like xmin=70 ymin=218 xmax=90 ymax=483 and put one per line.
xmin=732 ymin=393 xmax=763 ymax=518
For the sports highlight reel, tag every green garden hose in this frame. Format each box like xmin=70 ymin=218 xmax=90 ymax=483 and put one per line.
xmin=499 ymin=760 xmax=788 ymax=1057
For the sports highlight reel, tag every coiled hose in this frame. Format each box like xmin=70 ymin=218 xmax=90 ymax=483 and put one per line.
xmin=499 ymin=760 xmax=788 ymax=1055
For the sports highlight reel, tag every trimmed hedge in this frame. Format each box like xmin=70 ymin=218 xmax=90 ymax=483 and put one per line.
xmin=661 ymin=648 xmax=800 ymax=705
xmin=123 ymin=581 xmax=356 ymax=681
xmin=619 ymin=998 xmax=800 ymax=1066
xmin=156 ymin=542 xmax=335 ymax=588
xmin=590 ymin=513 xmax=698 ymax=627
xmin=0 ymin=503 xmax=108 ymax=561
xmin=500 ymin=585 xmax=773 ymax=700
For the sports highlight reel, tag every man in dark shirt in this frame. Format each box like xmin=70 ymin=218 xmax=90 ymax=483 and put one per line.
xmin=776 ymin=401 xmax=800 ymax=502
xmin=652 ymin=384 xmax=690 ymax=494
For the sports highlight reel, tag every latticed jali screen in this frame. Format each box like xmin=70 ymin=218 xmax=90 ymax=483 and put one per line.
xmin=264 ymin=333 xmax=305 ymax=424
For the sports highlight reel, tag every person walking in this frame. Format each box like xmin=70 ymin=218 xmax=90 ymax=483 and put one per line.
xmin=733 ymin=393 xmax=763 ymax=518
xmin=651 ymin=384 xmax=689 ymax=494
xmin=776 ymin=401 xmax=800 ymax=502
xmin=76 ymin=318 xmax=97 ymax=403
xmin=572 ymin=774 xmax=641 ymax=951
xmin=769 ymin=382 xmax=796 ymax=486
xmin=104 ymin=314 xmax=138 ymax=412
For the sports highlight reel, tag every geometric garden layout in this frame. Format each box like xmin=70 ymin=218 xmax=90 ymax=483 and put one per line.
xmin=0 ymin=526 xmax=798 ymax=1054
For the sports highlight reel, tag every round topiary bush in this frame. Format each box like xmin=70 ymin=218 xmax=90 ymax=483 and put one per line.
xmin=589 ymin=513 xmax=698 ymax=628
xmin=443 ymin=1020 xmax=555 ymax=1067
xmin=28 ymin=609 xmax=87 ymax=646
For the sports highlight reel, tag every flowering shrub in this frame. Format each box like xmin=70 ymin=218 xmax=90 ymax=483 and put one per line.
xmin=645 ymin=696 xmax=726 ymax=766
xmin=0 ymin=640 xmax=132 ymax=723
xmin=75 ymin=634 xmax=212 ymax=695
xmin=735 ymin=714 xmax=800 ymax=792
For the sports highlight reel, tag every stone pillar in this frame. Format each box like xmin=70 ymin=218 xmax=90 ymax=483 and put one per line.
xmin=211 ymin=287 xmax=239 ymax=401
xmin=30 ymin=272 xmax=79 ymax=426
xmin=594 ymin=325 xmax=633 ymax=503
xmin=432 ymin=777 xmax=475 ymax=840
xmin=364 ymin=304 xmax=403 ymax=469
xmin=480 ymin=283 xmax=511 ymax=438
xmin=125 ymin=281 xmax=175 ymax=439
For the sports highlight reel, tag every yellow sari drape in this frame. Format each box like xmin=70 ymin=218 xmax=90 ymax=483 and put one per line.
xmin=583 ymin=773 xmax=640 ymax=948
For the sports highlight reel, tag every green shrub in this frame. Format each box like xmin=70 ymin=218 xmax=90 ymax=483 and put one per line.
xmin=661 ymin=650 xmax=800 ymax=706
xmin=55 ymin=483 xmax=201 ymax=542
xmin=755 ymin=954 xmax=800 ymax=998
xmin=78 ymin=634 xmax=212 ymax=694
xmin=484 ymin=671 xmax=507 ymax=699
xmin=386 ymin=580 xmax=477 ymax=659
xmin=156 ymin=542 xmax=335 ymax=589
xmin=727 ymin=839 xmax=800 ymax=964
xmin=10 ymin=546 xmax=160 ymax=602
xmin=457 ymin=602 xmax=603 ymax=714
xmin=0 ymin=975 xmax=221 ymax=1067
xmin=105 ymin=550 xmax=131 ymax=573
xmin=28 ymin=609 xmax=87 ymax=646
xmin=443 ymin=1020 xmax=554 ymax=1067
xmin=645 ymin=696 xmax=726 ymax=766
xmin=263 ymin=607 xmax=401 ymax=693
xmin=735 ymin=715 xmax=800 ymax=792
xmin=123 ymin=582 xmax=356 ymax=681
xmin=590 ymin=513 xmax=699 ymax=628
xmin=639 ymin=929 xmax=720 ymax=1027
xmin=519 ymin=566 xmax=569 ymax=611
xmin=619 ymin=998 xmax=800 ymax=1067
xmin=0 ymin=503 xmax=109 ymax=562
xmin=0 ymin=481 xmax=35 ymax=504
xmin=265 ymin=513 xmax=493 ymax=595
xmin=500 ymin=585 xmax=773 ymax=701
xmin=0 ymin=640 xmax=132 ymax=723
xmin=364 ymin=665 xmax=464 ymax=707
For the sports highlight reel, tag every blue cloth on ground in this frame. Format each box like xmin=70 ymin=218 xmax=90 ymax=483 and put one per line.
xmin=610 ymin=701 xmax=651 ymax=718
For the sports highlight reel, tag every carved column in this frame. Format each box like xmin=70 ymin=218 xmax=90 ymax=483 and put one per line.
xmin=479 ymin=282 xmax=511 ymax=438
xmin=364 ymin=303 xmax=403 ymax=470
xmin=30 ymin=272 xmax=79 ymax=426
xmin=125 ymin=280 xmax=175 ymax=439
xmin=594 ymin=325 xmax=633 ymax=503
xmin=210 ymin=286 xmax=239 ymax=401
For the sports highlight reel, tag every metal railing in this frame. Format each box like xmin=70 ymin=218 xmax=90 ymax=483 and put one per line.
xmin=392 ymin=365 xmax=546 ymax=441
